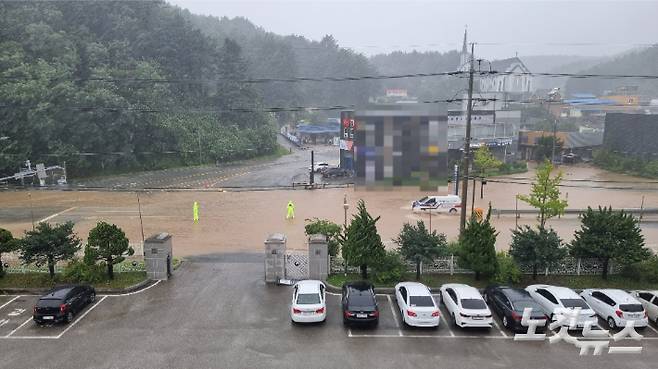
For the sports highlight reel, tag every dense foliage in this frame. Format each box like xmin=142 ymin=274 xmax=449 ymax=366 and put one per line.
xmin=394 ymin=221 xmax=448 ymax=280
xmin=86 ymin=221 xmax=134 ymax=279
xmin=509 ymin=225 xmax=567 ymax=279
xmin=19 ymin=221 xmax=81 ymax=278
xmin=340 ymin=200 xmax=385 ymax=279
xmin=457 ymin=207 xmax=498 ymax=280
xmin=0 ymin=1 xmax=302 ymax=177
xmin=570 ymin=206 xmax=649 ymax=279
xmin=0 ymin=228 xmax=17 ymax=276
xmin=594 ymin=149 xmax=658 ymax=179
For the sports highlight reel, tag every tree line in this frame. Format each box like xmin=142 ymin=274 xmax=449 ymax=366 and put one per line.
xmin=307 ymin=161 xmax=651 ymax=284
xmin=0 ymin=221 xmax=134 ymax=281
xmin=0 ymin=1 xmax=381 ymax=178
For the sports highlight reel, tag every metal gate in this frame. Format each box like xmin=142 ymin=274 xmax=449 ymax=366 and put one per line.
xmin=285 ymin=253 xmax=309 ymax=280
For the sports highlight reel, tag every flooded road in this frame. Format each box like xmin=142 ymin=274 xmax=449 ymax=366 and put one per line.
xmin=1 ymin=164 xmax=657 ymax=255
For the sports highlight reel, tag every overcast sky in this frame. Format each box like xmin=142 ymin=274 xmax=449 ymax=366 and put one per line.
xmin=167 ymin=0 xmax=658 ymax=59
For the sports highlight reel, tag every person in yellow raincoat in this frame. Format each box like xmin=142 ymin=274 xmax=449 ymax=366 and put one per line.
xmin=193 ymin=201 xmax=199 ymax=223
xmin=286 ymin=201 xmax=295 ymax=219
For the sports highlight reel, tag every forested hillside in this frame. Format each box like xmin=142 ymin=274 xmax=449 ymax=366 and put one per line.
xmin=369 ymin=50 xmax=462 ymax=100
xmin=0 ymin=1 xmax=283 ymax=177
xmin=565 ymin=45 xmax=658 ymax=95
xmin=181 ymin=12 xmax=381 ymax=115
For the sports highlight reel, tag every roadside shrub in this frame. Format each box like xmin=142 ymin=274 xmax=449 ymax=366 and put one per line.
xmin=63 ymin=259 xmax=105 ymax=283
xmin=372 ymin=251 xmax=406 ymax=285
xmin=493 ymin=252 xmax=522 ymax=284
xmin=446 ymin=240 xmax=461 ymax=256
xmin=620 ymin=255 xmax=658 ymax=283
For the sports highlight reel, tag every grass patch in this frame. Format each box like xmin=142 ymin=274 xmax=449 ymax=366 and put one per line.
xmin=328 ymin=273 xmax=658 ymax=290
xmin=0 ymin=272 xmax=147 ymax=290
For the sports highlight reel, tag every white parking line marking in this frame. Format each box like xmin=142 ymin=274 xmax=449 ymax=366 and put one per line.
xmin=0 ymin=296 xmax=20 ymax=310
xmin=5 ymin=317 xmax=32 ymax=337
xmin=386 ymin=295 xmax=402 ymax=336
xmin=492 ymin=319 xmax=508 ymax=337
xmin=439 ymin=312 xmax=455 ymax=337
xmin=105 ymin=280 xmax=161 ymax=297
xmin=347 ymin=328 xmax=352 ymax=337
xmin=56 ymin=296 xmax=107 ymax=339
xmin=347 ymin=333 xmax=513 ymax=339
xmin=38 ymin=207 xmax=77 ymax=223
xmin=647 ymin=324 xmax=658 ymax=335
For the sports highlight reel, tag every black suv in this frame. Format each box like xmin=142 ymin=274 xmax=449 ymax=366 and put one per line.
xmin=33 ymin=285 xmax=96 ymax=324
xmin=484 ymin=285 xmax=548 ymax=332
xmin=342 ymin=281 xmax=379 ymax=326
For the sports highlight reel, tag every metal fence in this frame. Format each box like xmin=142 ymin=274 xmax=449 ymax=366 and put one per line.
xmin=329 ymin=256 xmax=620 ymax=276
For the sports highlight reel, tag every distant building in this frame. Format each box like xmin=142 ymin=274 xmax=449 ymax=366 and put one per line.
xmin=295 ymin=120 xmax=341 ymax=144
xmin=518 ymin=130 xmax=603 ymax=161
xmin=603 ymin=113 xmax=658 ymax=158
xmin=344 ymin=104 xmax=448 ymax=186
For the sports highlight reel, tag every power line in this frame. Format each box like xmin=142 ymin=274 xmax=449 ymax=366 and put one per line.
xmin=3 ymin=69 xmax=658 ymax=86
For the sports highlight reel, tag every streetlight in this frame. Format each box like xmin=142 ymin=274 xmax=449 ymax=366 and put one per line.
xmin=343 ymin=194 xmax=349 ymax=229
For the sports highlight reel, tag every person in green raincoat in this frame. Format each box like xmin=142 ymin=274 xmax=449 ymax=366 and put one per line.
xmin=286 ymin=201 xmax=295 ymax=219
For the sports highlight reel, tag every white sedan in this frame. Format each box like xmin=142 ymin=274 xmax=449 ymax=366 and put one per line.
xmin=441 ymin=283 xmax=492 ymax=328
xmin=394 ymin=282 xmax=440 ymax=327
xmin=632 ymin=290 xmax=658 ymax=325
xmin=290 ymin=280 xmax=326 ymax=323
xmin=581 ymin=289 xmax=648 ymax=329
xmin=526 ymin=284 xmax=597 ymax=328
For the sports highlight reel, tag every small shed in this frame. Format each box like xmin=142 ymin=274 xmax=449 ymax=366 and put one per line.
xmin=144 ymin=233 xmax=173 ymax=280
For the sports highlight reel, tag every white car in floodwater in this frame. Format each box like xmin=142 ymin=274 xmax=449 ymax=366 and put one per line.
xmin=412 ymin=195 xmax=461 ymax=214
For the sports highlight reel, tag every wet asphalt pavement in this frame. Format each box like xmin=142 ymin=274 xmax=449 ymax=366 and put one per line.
xmin=1 ymin=253 xmax=658 ymax=369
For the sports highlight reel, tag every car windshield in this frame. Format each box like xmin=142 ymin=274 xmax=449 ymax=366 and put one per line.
xmin=513 ymin=301 xmax=543 ymax=313
xmin=296 ymin=293 xmax=320 ymax=305
xmin=461 ymin=299 xmax=487 ymax=309
xmin=409 ymin=296 xmax=434 ymax=307
xmin=561 ymin=299 xmax=590 ymax=309
xmin=417 ymin=196 xmax=428 ymax=203
xmin=37 ymin=298 xmax=63 ymax=308
xmin=620 ymin=304 xmax=644 ymax=312
xmin=348 ymin=293 xmax=375 ymax=307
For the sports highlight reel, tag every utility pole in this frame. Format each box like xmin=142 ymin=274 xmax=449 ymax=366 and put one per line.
xmin=459 ymin=43 xmax=475 ymax=235
xmin=197 ymin=129 xmax=202 ymax=165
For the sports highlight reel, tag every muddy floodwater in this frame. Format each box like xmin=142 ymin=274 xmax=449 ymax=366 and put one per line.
xmin=1 ymin=164 xmax=657 ymax=256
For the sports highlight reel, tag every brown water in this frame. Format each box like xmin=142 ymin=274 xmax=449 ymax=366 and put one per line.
xmin=1 ymin=165 xmax=656 ymax=256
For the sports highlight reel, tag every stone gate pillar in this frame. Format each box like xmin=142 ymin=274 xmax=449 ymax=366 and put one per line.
xmin=264 ymin=233 xmax=287 ymax=283
xmin=144 ymin=233 xmax=173 ymax=280
xmin=308 ymin=234 xmax=328 ymax=281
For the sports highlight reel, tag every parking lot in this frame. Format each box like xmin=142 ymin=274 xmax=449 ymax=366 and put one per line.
xmin=2 ymin=254 xmax=658 ymax=369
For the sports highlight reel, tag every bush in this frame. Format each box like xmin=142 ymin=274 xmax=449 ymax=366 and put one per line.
xmin=620 ymin=255 xmax=658 ymax=283
xmin=493 ymin=252 xmax=522 ymax=284
xmin=447 ymin=240 xmax=461 ymax=256
xmin=372 ymin=251 xmax=406 ymax=285
xmin=304 ymin=218 xmax=342 ymax=257
xmin=63 ymin=259 xmax=106 ymax=283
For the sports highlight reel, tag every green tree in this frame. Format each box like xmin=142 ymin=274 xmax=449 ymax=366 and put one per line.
xmin=509 ymin=225 xmax=567 ymax=279
xmin=340 ymin=200 xmax=385 ymax=279
xmin=304 ymin=218 xmax=342 ymax=257
xmin=517 ymin=160 xmax=568 ymax=228
xmin=394 ymin=221 xmax=448 ymax=280
xmin=473 ymin=145 xmax=502 ymax=177
xmin=533 ymin=136 xmax=563 ymax=162
xmin=0 ymin=228 xmax=18 ymax=276
xmin=457 ymin=206 xmax=498 ymax=280
xmin=86 ymin=221 xmax=134 ymax=280
xmin=19 ymin=222 xmax=81 ymax=278
xmin=493 ymin=252 xmax=522 ymax=284
xmin=570 ymin=206 xmax=649 ymax=279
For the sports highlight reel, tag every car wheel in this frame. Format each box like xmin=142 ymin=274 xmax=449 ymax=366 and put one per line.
xmin=503 ymin=316 xmax=509 ymax=328
xmin=607 ymin=317 xmax=617 ymax=330
xmin=451 ymin=313 xmax=457 ymax=326
xmin=449 ymin=208 xmax=457 ymax=214
xmin=89 ymin=292 xmax=96 ymax=304
xmin=66 ymin=311 xmax=74 ymax=323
